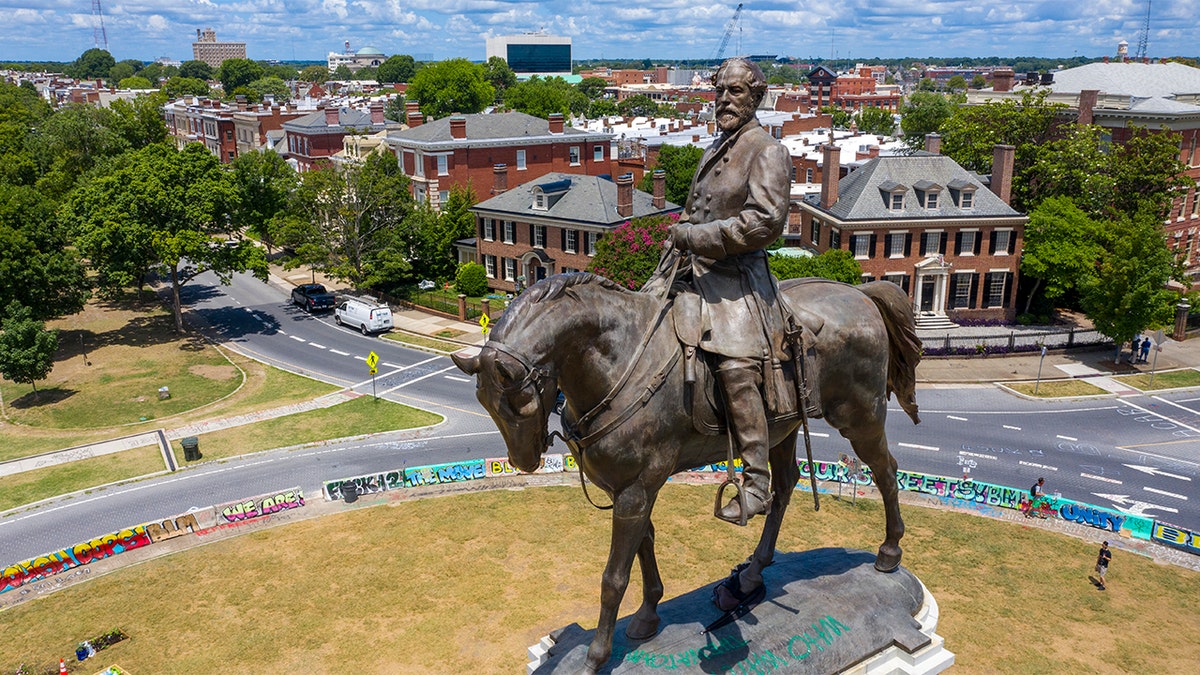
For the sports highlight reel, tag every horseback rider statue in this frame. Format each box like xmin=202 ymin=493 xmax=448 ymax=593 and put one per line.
xmin=643 ymin=57 xmax=794 ymax=525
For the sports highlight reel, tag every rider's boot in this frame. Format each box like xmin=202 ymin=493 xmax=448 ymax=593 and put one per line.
xmin=716 ymin=364 xmax=772 ymax=525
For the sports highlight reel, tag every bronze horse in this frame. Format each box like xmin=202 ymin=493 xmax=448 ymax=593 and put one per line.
xmin=452 ymin=273 xmax=922 ymax=673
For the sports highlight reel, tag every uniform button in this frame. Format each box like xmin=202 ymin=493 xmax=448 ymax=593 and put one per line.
xmin=706 ymin=194 xmax=712 ymax=200
xmin=714 ymin=168 xmax=722 ymax=175
xmin=694 ymin=191 xmax=700 ymax=198
xmin=723 ymin=156 xmax=730 ymax=163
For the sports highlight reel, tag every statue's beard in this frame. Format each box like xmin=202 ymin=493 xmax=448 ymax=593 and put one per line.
xmin=716 ymin=105 xmax=753 ymax=132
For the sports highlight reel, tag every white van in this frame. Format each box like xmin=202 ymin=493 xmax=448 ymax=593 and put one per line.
xmin=335 ymin=296 xmax=393 ymax=335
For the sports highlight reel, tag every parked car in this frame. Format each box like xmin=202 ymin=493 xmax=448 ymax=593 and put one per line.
xmin=291 ymin=283 xmax=337 ymax=313
xmin=335 ymin=296 xmax=393 ymax=335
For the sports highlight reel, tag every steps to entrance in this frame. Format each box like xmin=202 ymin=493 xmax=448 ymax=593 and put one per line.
xmin=914 ymin=313 xmax=959 ymax=330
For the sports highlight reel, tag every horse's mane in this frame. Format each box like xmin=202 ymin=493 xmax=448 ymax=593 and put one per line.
xmin=493 ymin=273 xmax=630 ymax=340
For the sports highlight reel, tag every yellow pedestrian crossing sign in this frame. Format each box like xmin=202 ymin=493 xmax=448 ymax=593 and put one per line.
xmin=366 ymin=351 xmax=379 ymax=373
xmin=479 ymin=314 xmax=490 ymax=335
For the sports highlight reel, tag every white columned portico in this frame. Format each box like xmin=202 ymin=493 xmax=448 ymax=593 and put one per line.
xmin=913 ymin=255 xmax=953 ymax=315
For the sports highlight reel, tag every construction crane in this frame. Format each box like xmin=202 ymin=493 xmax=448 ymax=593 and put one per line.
xmin=91 ymin=0 xmax=109 ymax=51
xmin=712 ymin=3 xmax=744 ymax=62
xmin=1135 ymin=0 xmax=1152 ymax=59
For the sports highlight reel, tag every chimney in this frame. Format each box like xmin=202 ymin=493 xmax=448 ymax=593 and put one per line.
xmin=868 ymin=145 xmax=880 ymax=158
xmin=370 ymin=102 xmax=385 ymax=125
xmin=924 ymin=132 xmax=942 ymax=154
xmin=820 ymin=143 xmax=841 ymax=209
xmin=992 ymin=68 xmax=1014 ymax=93
xmin=450 ymin=116 xmax=466 ymax=139
xmin=492 ymin=164 xmax=508 ymax=195
xmin=692 ymin=134 xmax=700 ymax=143
xmin=271 ymin=104 xmax=281 ymax=118
xmin=325 ymin=106 xmax=340 ymax=126
xmin=652 ymin=170 xmax=666 ymax=209
xmin=1078 ymin=89 xmax=1098 ymax=126
xmin=548 ymin=113 xmax=564 ymax=134
xmin=406 ymin=110 xmax=423 ymax=127
xmin=707 ymin=120 xmax=716 ymax=135
xmin=990 ymin=144 xmax=1015 ymax=205
xmin=616 ymin=173 xmax=634 ymax=218
xmin=1104 ymin=55 xmax=1110 ymax=64
xmin=406 ymin=101 xmax=420 ymax=115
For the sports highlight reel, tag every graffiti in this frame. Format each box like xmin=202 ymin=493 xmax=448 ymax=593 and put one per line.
xmin=798 ymin=461 xmax=872 ymax=485
xmin=404 ymin=459 xmax=486 ymax=487
xmin=621 ymin=615 xmax=848 ymax=672
xmin=623 ymin=634 xmax=749 ymax=670
xmin=216 ymin=489 xmax=305 ymax=524
xmin=1 ymin=525 xmax=151 ymax=595
xmin=145 ymin=513 xmax=200 ymax=543
xmin=1151 ymin=522 xmax=1200 ymax=556
xmin=1058 ymin=503 xmax=1126 ymax=532
xmin=787 ymin=616 xmax=851 ymax=661
xmin=486 ymin=454 xmax=566 ymax=476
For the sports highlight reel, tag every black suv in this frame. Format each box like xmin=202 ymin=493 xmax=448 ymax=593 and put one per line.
xmin=291 ymin=283 xmax=337 ymax=313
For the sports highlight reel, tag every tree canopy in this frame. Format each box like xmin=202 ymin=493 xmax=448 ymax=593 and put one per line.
xmin=244 ymin=76 xmax=292 ymax=103
xmin=768 ymin=249 xmax=863 ymax=284
xmin=377 ymin=55 xmax=417 ymax=84
xmin=298 ymin=64 xmax=330 ymax=84
xmin=638 ymin=144 xmax=703 ymax=206
xmin=899 ymin=91 xmax=956 ymax=149
xmin=483 ymin=57 xmax=517 ymax=95
xmin=0 ymin=184 xmax=89 ymax=319
xmin=503 ymin=76 xmax=587 ymax=118
xmin=617 ymin=94 xmax=659 ymax=118
xmin=70 ymin=49 xmax=115 ymax=79
xmin=179 ymin=60 xmax=213 ymax=81
xmin=229 ymin=150 xmax=297 ymax=253
xmin=407 ymin=59 xmax=494 ymax=118
xmin=854 ymin=107 xmax=895 ymax=136
xmin=0 ymin=300 xmax=59 ymax=398
xmin=577 ymin=77 xmax=609 ymax=100
xmin=162 ymin=76 xmax=211 ymax=98
xmin=217 ymin=59 xmax=265 ymax=97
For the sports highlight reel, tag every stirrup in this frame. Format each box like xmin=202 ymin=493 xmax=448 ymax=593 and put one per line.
xmin=714 ymin=477 xmax=749 ymax=526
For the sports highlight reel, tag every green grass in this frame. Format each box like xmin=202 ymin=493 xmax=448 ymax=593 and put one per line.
xmin=0 ymin=446 xmax=165 ymax=512
xmin=1114 ymin=368 xmax=1200 ymax=391
xmin=171 ymin=395 xmax=443 ymax=464
xmin=381 ymin=330 xmax=467 ymax=353
xmin=1006 ymin=379 xmax=1109 ymax=397
xmin=0 ymin=485 xmax=1196 ymax=673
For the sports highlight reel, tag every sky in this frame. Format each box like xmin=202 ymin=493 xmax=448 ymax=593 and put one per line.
xmin=1 ymin=1 xmax=1197 ymax=65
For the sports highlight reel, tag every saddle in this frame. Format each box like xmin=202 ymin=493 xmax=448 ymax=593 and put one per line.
xmin=671 ymin=285 xmax=824 ymax=436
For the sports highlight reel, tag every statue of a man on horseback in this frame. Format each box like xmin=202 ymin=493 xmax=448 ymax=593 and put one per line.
xmin=644 ymin=57 xmax=794 ymax=525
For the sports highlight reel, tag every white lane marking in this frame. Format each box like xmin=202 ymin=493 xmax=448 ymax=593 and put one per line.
xmin=1144 ymin=487 xmax=1188 ymax=500
xmin=1003 ymin=425 xmax=1022 ymax=431
xmin=289 ymin=335 xmax=305 ymax=342
xmin=384 ymin=362 xmax=405 ymax=369
xmin=807 ymin=431 xmax=829 ymax=438
xmin=898 ymin=442 xmax=939 ymax=451
xmin=278 ymin=330 xmax=287 ymax=335
xmin=444 ymin=375 xmax=471 ymax=382
xmin=1123 ymin=464 xmax=1192 ymax=481
xmin=947 ymin=415 xmax=968 ymax=421
xmin=1019 ymin=461 xmax=1058 ymax=471
xmin=354 ymin=355 xmax=365 ymax=361
xmin=330 ymin=349 xmax=350 ymax=356
xmin=1093 ymin=492 xmax=1179 ymax=515
xmin=1153 ymin=395 xmax=1200 ymax=416
xmin=959 ymin=451 xmax=996 ymax=460
xmin=309 ymin=343 xmax=326 ymax=350
xmin=1081 ymin=473 xmax=1122 ymax=484
xmin=920 ymin=406 xmax=1119 ymax=415
xmin=1177 ymin=396 xmax=1200 ymax=403
xmin=1121 ymin=399 xmax=1200 ymax=435
xmin=1056 ymin=434 xmax=1078 ymax=441
xmin=379 ymin=365 xmax=459 ymax=395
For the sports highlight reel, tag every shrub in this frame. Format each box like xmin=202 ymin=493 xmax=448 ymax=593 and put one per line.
xmin=455 ymin=262 xmax=488 ymax=297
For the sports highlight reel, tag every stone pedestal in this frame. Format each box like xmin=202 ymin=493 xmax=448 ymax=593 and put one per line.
xmin=528 ymin=548 xmax=953 ymax=674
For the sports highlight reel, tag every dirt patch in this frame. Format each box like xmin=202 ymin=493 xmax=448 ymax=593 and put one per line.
xmin=188 ymin=364 xmax=238 ymax=380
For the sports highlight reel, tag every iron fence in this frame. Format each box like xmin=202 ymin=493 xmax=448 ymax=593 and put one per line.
xmin=374 ymin=289 xmax=501 ymax=322
xmin=919 ymin=327 xmax=1111 ymax=357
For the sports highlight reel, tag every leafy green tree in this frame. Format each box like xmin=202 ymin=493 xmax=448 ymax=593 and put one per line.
xmin=70 ymin=48 xmax=115 ymax=79
xmin=946 ymin=75 xmax=968 ymax=92
xmin=617 ymin=94 xmax=659 ymax=118
xmin=332 ymin=64 xmax=353 ymax=80
xmin=407 ymin=59 xmax=494 ymax=118
xmin=577 ymin=77 xmax=609 ymax=100
xmin=280 ymin=153 xmax=415 ymax=290
xmin=298 ymin=65 xmax=330 ymax=83
xmin=109 ymin=61 xmax=136 ymax=83
xmin=483 ymin=56 xmax=517 ymax=96
xmin=504 ymin=76 xmax=587 ymax=118
xmin=917 ymin=78 xmax=938 ymax=92
xmin=1080 ymin=204 xmax=1182 ymax=359
xmin=229 ymin=150 xmax=297 ymax=254
xmin=217 ymin=58 xmax=265 ymax=97
xmin=404 ymin=186 xmax=476 ymax=283
xmin=455 ymin=262 xmax=488 ymax=297
xmin=1109 ymin=127 xmax=1191 ymax=218
xmin=0 ymin=81 xmax=52 ymax=187
xmin=587 ymin=214 xmax=675 ymax=289
xmin=638 ymin=144 xmax=703 ymax=205
xmin=969 ymin=74 xmax=987 ymax=89
xmin=178 ymin=60 xmax=213 ymax=81
xmin=108 ymin=92 xmax=169 ymax=148
xmin=820 ymin=106 xmax=852 ymax=129
xmin=264 ymin=63 xmax=298 ymax=80
xmin=899 ymin=91 xmax=955 ymax=149
xmin=29 ymin=104 xmax=131 ymax=199
xmin=854 ymin=107 xmax=895 ymax=136
xmin=245 ymin=77 xmax=291 ymax=103
xmin=162 ymin=76 xmax=210 ymax=98
xmin=769 ymin=249 xmax=862 ymax=284
xmin=378 ymin=55 xmax=417 ymax=84
xmin=0 ymin=184 xmax=89 ymax=319
xmin=1019 ymin=197 xmax=1105 ymax=314
xmin=65 ymin=143 xmax=267 ymax=332
xmin=118 ymin=76 xmax=153 ymax=90
xmin=352 ymin=66 xmax=377 ymax=81
xmin=589 ymin=99 xmax=618 ymax=118
xmin=383 ymin=96 xmax=407 ymax=122
xmin=135 ymin=62 xmax=165 ymax=83
xmin=0 ymin=301 xmax=59 ymax=399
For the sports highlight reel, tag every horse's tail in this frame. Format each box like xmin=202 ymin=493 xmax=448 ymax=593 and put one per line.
xmin=859 ymin=281 xmax=922 ymax=425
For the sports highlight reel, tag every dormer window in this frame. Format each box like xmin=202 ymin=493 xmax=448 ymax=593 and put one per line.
xmin=533 ymin=191 xmax=547 ymax=211
xmin=891 ymin=193 xmax=904 ymax=210
xmin=913 ymin=180 xmax=943 ymax=211
xmin=947 ymin=179 xmax=976 ymax=209
xmin=926 ymin=192 xmax=939 ymax=209
xmin=879 ymin=179 xmax=906 ymax=212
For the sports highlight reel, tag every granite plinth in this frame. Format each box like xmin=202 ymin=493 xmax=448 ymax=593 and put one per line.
xmin=528 ymin=547 xmax=953 ymax=674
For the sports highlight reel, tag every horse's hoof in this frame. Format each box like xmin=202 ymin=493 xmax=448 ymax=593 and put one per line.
xmin=626 ymin=615 xmax=660 ymax=640
xmin=874 ymin=545 xmax=902 ymax=572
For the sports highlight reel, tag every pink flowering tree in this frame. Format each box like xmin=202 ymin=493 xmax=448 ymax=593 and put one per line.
xmin=587 ymin=213 xmax=678 ymax=289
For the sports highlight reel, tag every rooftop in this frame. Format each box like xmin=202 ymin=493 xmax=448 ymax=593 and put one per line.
xmin=1049 ymin=62 xmax=1200 ymax=99
xmin=472 ymin=172 xmax=680 ymax=226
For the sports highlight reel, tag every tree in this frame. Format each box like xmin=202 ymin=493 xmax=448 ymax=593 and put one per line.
xmin=384 ymin=96 xmax=407 ymax=122
xmin=0 ymin=81 xmax=52 ymax=187
xmin=617 ymin=94 xmax=658 ymax=118
xmin=899 ymin=91 xmax=955 ymax=149
xmin=70 ymin=48 xmax=115 ymax=79
xmin=820 ymin=106 xmax=852 ymax=129
xmin=29 ymin=104 xmax=131 ymax=199
xmin=946 ymin=75 xmax=968 ymax=92
xmin=768 ymin=249 xmax=862 ymax=284
xmin=0 ymin=184 xmax=89 ymax=319
xmin=455 ymin=262 xmax=488 ymax=297
xmin=917 ymin=78 xmax=938 ymax=92
xmin=589 ymin=99 xmax=618 ymax=118
xmin=352 ymin=66 xmax=377 ymax=81
xmin=135 ymin=62 xmax=165 ymax=83
xmin=162 ymin=76 xmax=210 ymax=98
xmin=280 ymin=153 xmax=415 ymax=290
xmin=332 ymin=64 xmax=353 ymax=81
xmin=577 ymin=77 xmax=609 ymax=100
xmin=229 ymin=150 xmax=297 ymax=253
xmin=639 ymin=144 xmax=703 ymax=205
xmin=1019 ymin=197 xmax=1105 ymax=314
xmin=245 ymin=77 xmax=291 ymax=103
xmin=108 ymin=61 xmax=136 ymax=83
xmin=483 ymin=56 xmax=517 ymax=96
xmin=118 ymin=76 xmax=153 ymax=90
xmin=503 ymin=76 xmax=587 ymax=118
xmin=217 ymin=58 xmax=265 ymax=97
xmin=1109 ymin=126 xmax=1191 ymax=218
xmin=109 ymin=92 xmax=169 ymax=148
xmin=587 ymin=214 xmax=675 ymax=289
xmin=406 ymin=59 xmax=494 ymax=118
xmin=854 ymin=107 xmax=895 ymax=136
xmin=298 ymin=65 xmax=330 ymax=83
xmin=264 ymin=63 xmax=298 ymax=80
xmin=65 ymin=143 xmax=268 ymax=332
xmin=377 ymin=54 xmax=417 ymax=84
xmin=969 ymin=74 xmax=987 ymax=89
xmin=0 ymin=301 xmax=58 ymax=399
xmin=178 ymin=60 xmax=213 ymax=81
xmin=407 ymin=185 xmax=476 ymax=283
xmin=1080 ymin=204 xmax=1181 ymax=358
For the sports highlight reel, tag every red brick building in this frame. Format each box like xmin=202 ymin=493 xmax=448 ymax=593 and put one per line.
xmin=231 ymin=103 xmax=307 ymax=156
xmin=164 ymin=97 xmax=238 ymax=162
xmin=385 ymin=110 xmax=616 ymax=209
xmin=805 ymin=66 xmax=901 ymax=113
xmin=282 ymin=103 xmax=396 ymax=172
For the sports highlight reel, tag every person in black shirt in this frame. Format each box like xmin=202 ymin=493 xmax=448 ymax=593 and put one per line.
xmin=1095 ymin=540 xmax=1112 ymax=590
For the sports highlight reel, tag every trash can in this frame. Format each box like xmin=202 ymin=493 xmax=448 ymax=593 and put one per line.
xmin=181 ymin=436 xmax=200 ymax=462
xmin=342 ymin=481 xmax=358 ymax=504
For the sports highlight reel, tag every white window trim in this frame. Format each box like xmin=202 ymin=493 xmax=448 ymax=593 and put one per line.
xmin=483 ymin=218 xmax=495 ymax=241
xmin=414 ymin=151 xmax=425 ymax=178
xmin=435 ymin=153 xmax=450 ymax=176
xmin=888 ymin=232 xmax=906 ymax=258
xmin=958 ymin=230 xmax=978 ymax=257
xmin=852 ymin=233 xmax=872 ymax=260
xmin=516 ymin=149 xmax=527 ymax=170
xmin=565 ymin=229 xmax=578 ymax=254
xmin=594 ymin=145 xmax=605 ymax=162
xmin=503 ymin=221 xmax=515 ymax=245
xmin=534 ymin=225 xmax=546 ymax=248
xmin=993 ymin=229 xmax=1013 ymax=256
xmin=569 ymin=146 xmax=581 ymax=166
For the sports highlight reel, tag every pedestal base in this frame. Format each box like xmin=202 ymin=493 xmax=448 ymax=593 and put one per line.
xmin=528 ymin=547 xmax=953 ymax=674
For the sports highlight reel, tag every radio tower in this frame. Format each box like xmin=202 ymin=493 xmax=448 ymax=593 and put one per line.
xmin=91 ymin=0 xmax=109 ymax=51
xmin=1134 ymin=0 xmax=1151 ymax=60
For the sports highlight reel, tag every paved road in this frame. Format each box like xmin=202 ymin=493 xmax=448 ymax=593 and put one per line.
xmin=2 ymin=272 xmax=1197 ymax=566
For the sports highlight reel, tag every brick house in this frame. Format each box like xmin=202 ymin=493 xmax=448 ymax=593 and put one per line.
xmin=231 ymin=103 xmax=307 ymax=156
xmin=805 ymin=66 xmax=901 ymax=113
xmin=282 ymin=103 xmax=396 ymax=172
xmin=386 ymin=109 xmax=617 ymax=209
xmin=468 ymin=170 xmax=680 ymax=293
xmin=795 ymin=141 xmax=1028 ymax=324
xmin=163 ymin=97 xmax=238 ymax=162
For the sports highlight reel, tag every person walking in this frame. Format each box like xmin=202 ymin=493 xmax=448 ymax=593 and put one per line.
xmin=1140 ymin=337 xmax=1152 ymax=364
xmin=1095 ymin=540 xmax=1112 ymax=590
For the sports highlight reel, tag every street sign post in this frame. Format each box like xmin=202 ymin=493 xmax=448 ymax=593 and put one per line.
xmin=1149 ymin=330 xmax=1166 ymax=388
xmin=1035 ymin=344 xmax=1047 ymax=395
xmin=366 ymin=351 xmax=379 ymax=400
xmin=479 ymin=314 xmax=490 ymax=336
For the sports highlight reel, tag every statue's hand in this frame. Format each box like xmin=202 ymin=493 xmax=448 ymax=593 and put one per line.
xmin=668 ymin=224 xmax=690 ymax=252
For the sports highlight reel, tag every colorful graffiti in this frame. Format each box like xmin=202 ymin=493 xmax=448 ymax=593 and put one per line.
xmin=1151 ymin=522 xmax=1200 ymax=556
xmin=1058 ymin=502 xmax=1125 ymax=532
xmin=145 ymin=513 xmax=200 ymax=543
xmin=486 ymin=453 xmax=568 ymax=476
xmin=622 ymin=615 xmax=849 ymax=672
xmin=217 ymin=489 xmax=305 ymax=524
xmin=403 ymin=459 xmax=486 ymax=487
xmin=1 ymin=526 xmax=151 ymax=594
